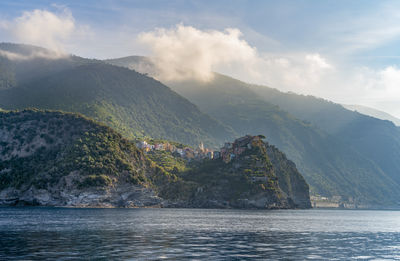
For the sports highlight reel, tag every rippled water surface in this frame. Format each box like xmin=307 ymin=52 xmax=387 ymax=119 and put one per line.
xmin=1 ymin=208 xmax=400 ymax=260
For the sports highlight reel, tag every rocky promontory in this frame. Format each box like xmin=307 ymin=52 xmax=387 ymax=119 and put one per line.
xmin=163 ymin=135 xmax=311 ymax=209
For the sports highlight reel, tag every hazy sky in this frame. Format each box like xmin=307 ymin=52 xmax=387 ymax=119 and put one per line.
xmin=2 ymin=0 xmax=400 ymax=117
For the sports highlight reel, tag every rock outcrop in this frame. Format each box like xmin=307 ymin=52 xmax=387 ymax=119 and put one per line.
xmin=165 ymin=135 xmax=311 ymax=209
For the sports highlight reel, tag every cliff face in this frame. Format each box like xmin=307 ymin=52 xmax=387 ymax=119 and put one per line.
xmin=266 ymin=145 xmax=311 ymax=208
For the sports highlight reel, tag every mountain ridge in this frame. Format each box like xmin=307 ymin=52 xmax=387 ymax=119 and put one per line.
xmin=0 ymin=44 xmax=235 ymax=147
xmin=343 ymin=104 xmax=400 ymax=126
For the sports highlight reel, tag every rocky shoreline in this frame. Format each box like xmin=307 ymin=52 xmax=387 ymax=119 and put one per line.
xmin=0 ymin=185 xmax=309 ymax=209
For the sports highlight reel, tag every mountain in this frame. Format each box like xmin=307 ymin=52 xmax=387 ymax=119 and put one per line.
xmin=250 ymin=84 xmax=400 ymax=193
xmin=0 ymin=110 xmax=310 ymax=209
xmin=0 ymin=43 xmax=235 ymax=147
xmin=167 ymin=75 xmax=399 ymax=206
xmin=106 ymin=56 xmax=400 ymax=207
xmin=0 ymin=43 xmax=91 ymax=90
xmin=343 ymin=104 xmax=400 ymax=126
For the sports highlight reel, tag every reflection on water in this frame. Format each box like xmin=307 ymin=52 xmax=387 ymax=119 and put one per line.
xmin=1 ymin=208 xmax=400 ymax=260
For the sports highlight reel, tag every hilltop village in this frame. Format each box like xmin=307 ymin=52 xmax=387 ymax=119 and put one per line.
xmin=136 ymin=135 xmax=262 ymax=162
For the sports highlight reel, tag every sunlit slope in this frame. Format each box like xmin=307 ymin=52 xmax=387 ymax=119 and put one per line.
xmin=0 ymin=44 xmax=235 ymax=147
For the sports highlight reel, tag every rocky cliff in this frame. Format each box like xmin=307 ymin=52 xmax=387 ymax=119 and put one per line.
xmin=167 ymin=135 xmax=311 ymax=209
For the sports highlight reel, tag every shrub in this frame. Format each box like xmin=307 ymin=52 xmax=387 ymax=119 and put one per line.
xmin=79 ymin=174 xmax=112 ymax=188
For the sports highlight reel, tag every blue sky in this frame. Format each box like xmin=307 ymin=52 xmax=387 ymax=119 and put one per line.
xmin=0 ymin=0 xmax=392 ymax=57
xmin=2 ymin=0 xmax=400 ymax=116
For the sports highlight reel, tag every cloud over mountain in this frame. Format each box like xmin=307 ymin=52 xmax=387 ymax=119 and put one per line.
xmin=138 ymin=24 xmax=333 ymax=91
xmin=0 ymin=7 xmax=91 ymax=57
xmin=14 ymin=8 xmax=74 ymax=52
xmin=138 ymin=24 xmax=258 ymax=82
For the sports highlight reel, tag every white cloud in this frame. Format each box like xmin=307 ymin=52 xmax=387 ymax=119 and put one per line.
xmin=341 ymin=66 xmax=400 ymax=116
xmin=138 ymin=24 xmax=258 ymax=81
xmin=0 ymin=7 xmax=93 ymax=57
xmin=12 ymin=8 xmax=75 ymax=53
xmin=138 ymin=24 xmax=334 ymax=88
xmin=244 ymin=53 xmax=334 ymax=92
xmin=0 ymin=20 xmax=9 ymax=30
xmin=0 ymin=49 xmax=66 ymax=60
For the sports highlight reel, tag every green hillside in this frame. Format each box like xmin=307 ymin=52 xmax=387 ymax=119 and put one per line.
xmin=0 ymin=109 xmax=163 ymax=206
xmin=0 ymin=43 xmax=92 ymax=89
xmin=0 ymin=43 xmax=235 ymax=147
xmin=0 ymin=109 xmax=150 ymax=187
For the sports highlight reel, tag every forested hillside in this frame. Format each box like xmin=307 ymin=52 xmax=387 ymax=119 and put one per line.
xmin=0 ymin=109 xmax=165 ymax=206
xmin=0 ymin=43 xmax=235 ymax=147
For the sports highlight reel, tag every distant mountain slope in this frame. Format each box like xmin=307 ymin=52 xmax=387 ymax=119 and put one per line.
xmin=249 ymin=82 xmax=400 ymax=192
xmin=106 ymin=56 xmax=400 ymax=207
xmin=343 ymin=104 xmax=400 ymax=126
xmin=250 ymin=85 xmax=392 ymax=133
xmin=0 ymin=43 xmax=235 ymax=147
xmin=166 ymin=72 xmax=400 ymax=206
xmin=167 ymin=75 xmax=400 ymax=206
xmin=0 ymin=43 xmax=93 ymax=89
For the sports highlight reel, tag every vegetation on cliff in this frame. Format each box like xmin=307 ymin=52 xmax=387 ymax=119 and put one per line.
xmin=0 ymin=110 xmax=153 ymax=191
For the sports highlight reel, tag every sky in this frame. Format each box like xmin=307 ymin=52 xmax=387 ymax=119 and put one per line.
xmin=1 ymin=0 xmax=400 ymax=117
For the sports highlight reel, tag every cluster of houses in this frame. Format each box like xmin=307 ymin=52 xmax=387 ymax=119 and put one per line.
xmin=136 ymin=140 xmax=217 ymax=159
xmin=136 ymin=135 xmax=260 ymax=162
xmin=219 ymin=135 xmax=259 ymax=162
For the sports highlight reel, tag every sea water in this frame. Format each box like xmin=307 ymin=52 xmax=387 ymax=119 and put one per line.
xmin=1 ymin=207 xmax=400 ymax=260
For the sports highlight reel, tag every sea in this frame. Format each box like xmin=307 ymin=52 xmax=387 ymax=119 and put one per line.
xmin=1 ymin=207 xmax=400 ymax=260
